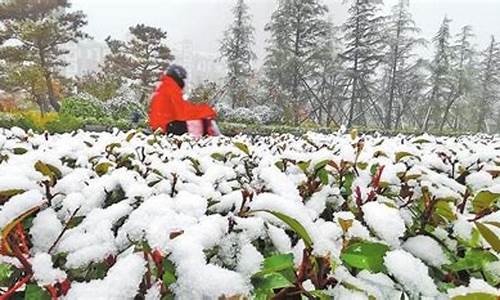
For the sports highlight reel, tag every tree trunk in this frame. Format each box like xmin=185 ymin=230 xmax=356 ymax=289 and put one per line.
xmin=385 ymin=4 xmax=403 ymax=130
xmin=44 ymin=72 xmax=60 ymax=112
xmin=439 ymin=94 xmax=459 ymax=132
xmin=38 ymin=48 xmax=60 ymax=111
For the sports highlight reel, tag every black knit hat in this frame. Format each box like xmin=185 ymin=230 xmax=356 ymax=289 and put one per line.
xmin=166 ymin=64 xmax=188 ymax=80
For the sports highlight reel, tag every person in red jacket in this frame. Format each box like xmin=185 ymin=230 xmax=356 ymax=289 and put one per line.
xmin=148 ymin=65 xmax=219 ymax=136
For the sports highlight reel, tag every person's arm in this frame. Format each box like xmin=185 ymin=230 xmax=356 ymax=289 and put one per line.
xmin=174 ymin=98 xmax=217 ymax=121
xmin=148 ymin=86 xmax=171 ymax=132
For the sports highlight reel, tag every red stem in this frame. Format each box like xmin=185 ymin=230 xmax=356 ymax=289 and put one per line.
xmin=0 ymin=275 xmax=31 ymax=300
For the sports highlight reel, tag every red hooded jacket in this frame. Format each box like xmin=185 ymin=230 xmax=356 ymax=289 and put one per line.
xmin=148 ymin=76 xmax=217 ymax=133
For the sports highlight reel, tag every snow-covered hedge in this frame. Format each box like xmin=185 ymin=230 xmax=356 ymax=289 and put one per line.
xmin=216 ymin=103 xmax=282 ymax=125
xmin=61 ymin=87 xmax=146 ymax=122
xmin=0 ymin=127 xmax=499 ymax=299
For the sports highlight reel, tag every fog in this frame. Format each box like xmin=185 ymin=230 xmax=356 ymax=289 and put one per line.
xmin=69 ymin=0 xmax=500 ymax=82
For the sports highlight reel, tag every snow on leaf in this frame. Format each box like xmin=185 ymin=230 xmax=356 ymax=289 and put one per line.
xmin=253 ymin=210 xmax=313 ymax=249
xmin=475 ymin=222 xmax=500 ymax=252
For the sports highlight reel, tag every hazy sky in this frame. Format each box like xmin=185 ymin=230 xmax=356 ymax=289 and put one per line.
xmin=70 ymin=0 xmax=500 ymax=76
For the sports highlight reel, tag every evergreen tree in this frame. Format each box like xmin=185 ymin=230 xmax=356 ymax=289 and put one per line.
xmin=381 ymin=0 xmax=425 ymax=129
xmin=2 ymin=64 xmax=50 ymax=113
xmin=341 ymin=0 xmax=386 ymax=127
xmin=0 ymin=0 xmax=90 ymax=111
xmin=75 ymin=72 xmax=122 ymax=101
xmin=219 ymin=0 xmax=256 ymax=108
xmin=424 ymin=16 xmax=455 ymax=130
xmin=439 ymin=25 xmax=477 ymax=131
xmin=308 ymin=26 xmax=344 ymax=126
xmin=476 ymin=36 xmax=500 ymax=132
xmin=264 ymin=0 xmax=331 ymax=124
xmin=103 ymin=24 xmax=174 ymax=103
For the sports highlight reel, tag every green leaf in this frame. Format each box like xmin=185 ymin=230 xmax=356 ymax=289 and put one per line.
xmin=413 ymin=138 xmax=430 ymax=144
xmin=317 ymin=169 xmax=329 ymax=185
xmin=252 ymin=272 xmax=293 ymax=298
xmin=446 ymin=249 xmax=497 ymax=272
xmin=275 ymin=161 xmax=285 ymax=172
xmin=472 ymin=191 xmax=500 ymax=213
xmin=256 ymin=254 xmax=294 ymax=276
xmin=476 ymin=222 xmax=500 ymax=252
xmin=341 ymin=172 xmax=354 ymax=197
xmin=234 ymin=142 xmax=250 ymax=156
xmin=485 ymin=221 xmax=500 ymax=229
xmin=395 ymin=152 xmax=417 ymax=163
xmin=211 ymin=153 xmax=226 ymax=162
xmin=308 ymin=290 xmax=331 ymax=300
xmin=340 ymin=242 xmax=390 ymax=273
xmin=105 ymin=143 xmax=122 ymax=153
xmin=24 ymin=284 xmax=51 ymax=300
xmin=452 ymin=293 xmax=498 ymax=300
xmin=162 ymin=257 xmax=177 ymax=287
xmin=0 ymin=189 xmax=25 ymax=201
xmin=95 ymin=162 xmax=113 ymax=176
xmin=314 ymin=160 xmax=330 ymax=172
xmin=126 ymin=131 xmax=137 ymax=142
xmin=350 ymin=129 xmax=358 ymax=140
xmin=0 ymin=263 xmax=12 ymax=282
xmin=13 ymin=148 xmax=28 ymax=155
xmin=297 ymin=161 xmax=311 ymax=173
xmin=435 ymin=201 xmax=457 ymax=222
xmin=34 ymin=161 xmax=62 ymax=185
xmin=256 ymin=210 xmax=313 ymax=249
xmin=357 ymin=162 xmax=368 ymax=170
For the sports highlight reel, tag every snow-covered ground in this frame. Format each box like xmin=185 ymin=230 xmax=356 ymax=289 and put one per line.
xmin=0 ymin=127 xmax=499 ymax=299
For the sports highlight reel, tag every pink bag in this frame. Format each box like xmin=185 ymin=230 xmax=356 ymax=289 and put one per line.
xmin=186 ymin=119 xmax=221 ymax=138
xmin=186 ymin=120 xmax=204 ymax=138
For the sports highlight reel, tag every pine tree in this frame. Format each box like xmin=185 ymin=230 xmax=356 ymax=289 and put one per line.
xmin=342 ymin=0 xmax=386 ymax=128
xmin=308 ymin=26 xmax=344 ymax=126
xmin=264 ymin=0 xmax=331 ymax=124
xmin=476 ymin=36 xmax=500 ymax=132
xmin=439 ymin=25 xmax=477 ymax=131
xmin=394 ymin=59 xmax=428 ymax=129
xmin=2 ymin=64 xmax=50 ymax=113
xmin=424 ymin=17 xmax=455 ymax=130
xmin=0 ymin=0 xmax=90 ymax=111
xmin=103 ymin=24 xmax=174 ymax=104
xmin=219 ymin=0 xmax=256 ymax=108
xmin=381 ymin=0 xmax=425 ymax=130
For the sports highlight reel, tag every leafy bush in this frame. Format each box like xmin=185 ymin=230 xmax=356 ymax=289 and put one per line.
xmin=13 ymin=111 xmax=58 ymax=129
xmin=45 ymin=114 xmax=83 ymax=133
xmin=104 ymin=86 xmax=146 ymax=120
xmin=60 ymin=93 xmax=107 ymax=120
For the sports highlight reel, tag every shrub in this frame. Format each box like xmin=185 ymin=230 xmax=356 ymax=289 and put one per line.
xmin=60 ymin=93 xmax=107 ymax=120
xmin=14 ymin=111 xmax=58 ymax=129
xmin=45 ymin=114 xmax=83 ymax=133
xmin=104 ymin=86 xmax=146 ymax=120
xmin=215 ymin=103 xmax=282 ymax=125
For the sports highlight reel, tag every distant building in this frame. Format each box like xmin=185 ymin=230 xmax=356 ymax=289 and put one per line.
xmin=63 ymin=39 xmax=225 ymax=86
xmin=64 ymin=40 xmax=108 ymax=77
xmin=170 ymin=39 xmax=226 ymax=86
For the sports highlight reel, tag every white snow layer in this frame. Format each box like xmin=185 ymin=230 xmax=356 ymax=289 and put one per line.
xmin=362 ymin=202 xmax=406 ymax=246
xmin=384 ymin=250 xmax=439 ymax=297
xmin=402 ymin=235 xmax=449 ymax=267
xmin=64 ymin=253 xmax=146 ymax=300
